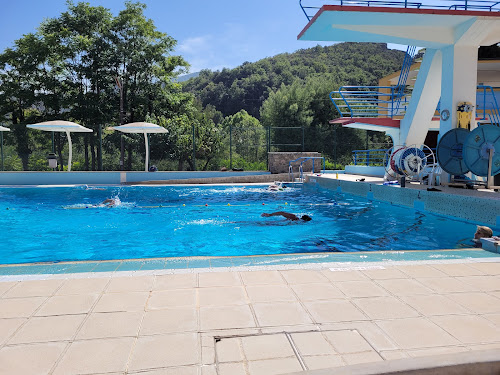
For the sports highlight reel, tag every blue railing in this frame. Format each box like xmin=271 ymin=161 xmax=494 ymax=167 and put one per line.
xmin=395 ymin=46 xmax=416 ymax=114
xmin=352 ymin=149 xmax=388 ymax=166
xmin=299 ymin=0 xmax=500 ymax=21
xmin=288 ymin=156 xmax=326 ymax=181
xmin=333 ymin=84 xmax=500 ymax=123
xmin=330 ymin=85 xmax=409 ymax=118
xmin=352 ymin=148 xmax=436 ymax=166
xmin=476 ymin=86 xmax=500 ymax=126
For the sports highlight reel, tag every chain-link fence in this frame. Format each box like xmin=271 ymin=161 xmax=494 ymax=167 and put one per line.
xmin=0 ymin=124 xmax=391 ymax=172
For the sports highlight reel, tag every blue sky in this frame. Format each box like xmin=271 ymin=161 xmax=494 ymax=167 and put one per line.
xmin=0 ymin=0 xmax=405 ymax=72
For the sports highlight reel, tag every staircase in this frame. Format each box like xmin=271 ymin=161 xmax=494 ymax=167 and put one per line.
xmin=330 ymin=46 xmax=417 ymax=119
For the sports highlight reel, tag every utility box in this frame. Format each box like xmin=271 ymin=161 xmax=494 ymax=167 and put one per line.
xmin=48 ymin=153 xmax=57 ymax=169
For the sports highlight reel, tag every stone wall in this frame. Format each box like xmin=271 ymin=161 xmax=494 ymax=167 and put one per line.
xmin=268 ymin=152 xmax=323 ymax=174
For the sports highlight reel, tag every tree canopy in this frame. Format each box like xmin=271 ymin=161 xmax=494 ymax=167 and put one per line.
xmin=0 ymin=2 xmax=404 ymax=171
xmin=0 ymin=1 xmax=190 ymax=171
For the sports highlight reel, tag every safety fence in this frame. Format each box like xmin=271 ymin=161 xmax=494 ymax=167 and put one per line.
xmin=352 ymin=147 xmax=436 ymax=166
xmin=0 ymin=125 xmax=378 ymax=172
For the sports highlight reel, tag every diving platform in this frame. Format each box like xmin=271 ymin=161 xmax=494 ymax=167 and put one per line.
xmin=329 ymin=117 xmax=401 ymax=140
xmin=298 ymin=0 xmax=500 ymax=146
xmin=298 ymin=4 xmax=500 ymax=47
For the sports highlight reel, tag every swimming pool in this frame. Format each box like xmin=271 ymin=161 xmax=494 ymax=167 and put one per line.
xmin=0 ymin=184 xmax=490 ymax=264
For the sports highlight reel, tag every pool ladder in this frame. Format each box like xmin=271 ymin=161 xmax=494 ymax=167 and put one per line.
xmin=288 ymin=165 xmax=305 ymax=183
xmin=288 ymin=156 xmax=326 ymax=182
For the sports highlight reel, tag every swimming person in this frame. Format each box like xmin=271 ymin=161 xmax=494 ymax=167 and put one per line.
xmin=261 ymin=211 xmax=312 ymax=221
xmin=457 ymin=225 xmax=497 ymax=248
xmin=268 ymin=182 xmax=285 ymax=191
xmin=475 ymin=225 xmax=493 ymax=240
xmin=99 ymin=198 xmax=119 ymax=207
xmin=472 ymin=225 xmax=498 ymax=247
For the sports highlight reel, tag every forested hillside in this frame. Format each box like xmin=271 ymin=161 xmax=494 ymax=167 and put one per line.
xmin=183 ymin=43 xmax=406 ymax=119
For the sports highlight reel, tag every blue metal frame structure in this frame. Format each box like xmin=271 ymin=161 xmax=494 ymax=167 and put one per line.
xmin=331 ymin=83 xmax=500 ymax=122
xmin=352 ymin=148 xmax=436 ymax=166
xmin=477 ymin=86 xmax=500 ymax=126
xmin=288 ymin=156 xmax=326 ymax=180
xmin=330 ymin=85 xmax=410 ymax=118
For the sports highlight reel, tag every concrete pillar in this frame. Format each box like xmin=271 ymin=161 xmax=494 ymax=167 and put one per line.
xmin=401 ymin=49 xmax=442 ymax=146
xmin=439 ymin=45 xmax=479 ymax=137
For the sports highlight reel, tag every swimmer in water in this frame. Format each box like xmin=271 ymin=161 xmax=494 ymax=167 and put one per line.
xmin=99 ymin=198 xmax=119 ymax=207
xmin=268 ymin=182 xmax=285 ymax=191
xmin=457 ymin=225 xmax=499 ymax=248
xmin=261 ymin=211 xmax=312 ymax=221
xmin=84 ymin=185 xmax=106 ymax=190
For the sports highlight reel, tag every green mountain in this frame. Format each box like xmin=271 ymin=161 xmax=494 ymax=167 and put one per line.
xmin=183 ymin=42 xmax=406 ymax=119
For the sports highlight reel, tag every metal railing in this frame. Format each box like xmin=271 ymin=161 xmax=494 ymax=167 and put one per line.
xmin=352 ymin=149 xmax=388 ymax=166
xmin=330 ymin=85 xmax=409 ymax=118
xmin=333 ymin=84 xmax=500 ymax=123
xmin=288 ymin=156 xmax=326 ymax=181
xmin=299 ymin=0 xmax=500 ymax=21
xmin=395 ymin=46 xmax=417 ymax=114
xmin=352 ymin=148 xmax=435 ymax=166
xmin=476 ymin=86 xmax=500 ymax=126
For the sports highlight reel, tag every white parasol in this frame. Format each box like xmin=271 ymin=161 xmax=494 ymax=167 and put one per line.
xmin=27 ymin=120 xmax=93 ymax=171
xmin=111 ymin=122 xmax=168 ymax=171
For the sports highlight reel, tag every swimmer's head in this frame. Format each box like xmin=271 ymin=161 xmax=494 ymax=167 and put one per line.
xmin=475 ymin=225 xmax=492 ymax=239
xmin=301 ymin=215 xmax=312 ymax=221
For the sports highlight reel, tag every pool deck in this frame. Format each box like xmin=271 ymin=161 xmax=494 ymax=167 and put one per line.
xmin=317 ymin=172 xmax=500 ymax=200
xmin=1 ymin=258 xmax=500 ymax=375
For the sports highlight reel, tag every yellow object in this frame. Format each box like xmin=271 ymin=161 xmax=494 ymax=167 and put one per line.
xmin=457 ymin=102 xmax=474 ymax=130
xmin=285 ymin=202 xmax=288 ymax=205
xmin=182 ymin=204 xmax=185 ymax=206
xmin=227 ymin=203 xmax=231 ymax=206
xmin=336 ymin=173 xmax=339 ymax=179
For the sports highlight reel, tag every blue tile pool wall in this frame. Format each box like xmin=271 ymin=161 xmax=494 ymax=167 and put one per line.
xmin=310 ymin=177 xmax=500 ymax=227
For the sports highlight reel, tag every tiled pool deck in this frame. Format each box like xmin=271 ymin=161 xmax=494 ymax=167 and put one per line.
xmin=1 ymin=255 xmax=500 ymax=375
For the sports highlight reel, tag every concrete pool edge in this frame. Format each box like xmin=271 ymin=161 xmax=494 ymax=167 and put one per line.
xmin=306 ymin=175 xmax=500 ymax=228
xmin=1 ymin=249 xmax=499 ymax=280
xmin=288 ymin=348 xmax=500 ymax=375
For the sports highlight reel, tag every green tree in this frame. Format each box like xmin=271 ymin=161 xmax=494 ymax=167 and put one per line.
xmin=222 ymin=110 xmax=264 ymax=164
xmin=0 ymin=1 xmax=191 ymax=171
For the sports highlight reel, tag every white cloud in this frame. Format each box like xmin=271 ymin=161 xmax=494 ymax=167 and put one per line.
xmin=178 ymin=35 xmax=213 ymax=54
xmin=177 ymin=23 xmax=286 ymax=72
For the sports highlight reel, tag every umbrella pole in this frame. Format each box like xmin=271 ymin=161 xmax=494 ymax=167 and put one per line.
xmin=144 ymin=132 xmax=149 ymax=172
xmin=1 ymin=131 xmax=4 ymax=171
xmin=66 ymin=130 xmax=72 ymax=172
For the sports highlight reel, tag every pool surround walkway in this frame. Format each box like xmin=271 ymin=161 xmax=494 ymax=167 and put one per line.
xmin=1 ymin=259 xmax=500 ymax=375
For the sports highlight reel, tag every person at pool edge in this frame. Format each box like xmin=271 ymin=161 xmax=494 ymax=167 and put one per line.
xmin=261 ymin=211 xmax=312 ymax=221
xmin=473 ymin=225 xmax=500 ymax=245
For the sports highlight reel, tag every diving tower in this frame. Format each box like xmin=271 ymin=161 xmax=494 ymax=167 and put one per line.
xmin=298 ymin=0 xmax=500 ymax=146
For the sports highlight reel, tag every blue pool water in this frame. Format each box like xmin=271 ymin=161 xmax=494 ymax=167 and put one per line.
xmin=0 ymin=184 xmax=490 ymax=264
